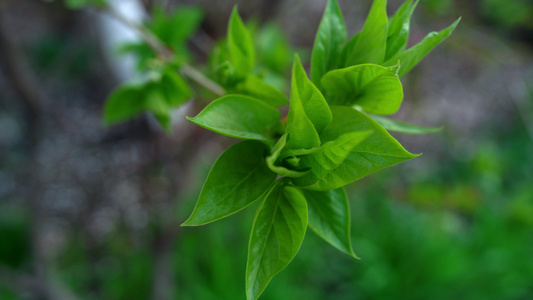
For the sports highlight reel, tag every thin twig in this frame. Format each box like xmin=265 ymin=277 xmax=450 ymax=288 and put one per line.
xmin=104 ymin=6 xmax=225 ymax=96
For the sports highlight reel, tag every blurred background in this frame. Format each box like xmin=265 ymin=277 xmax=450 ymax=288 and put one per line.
xmin=1 ymin=0 xmax=532 ymax=299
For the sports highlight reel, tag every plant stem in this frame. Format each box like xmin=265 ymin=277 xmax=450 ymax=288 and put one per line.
xmin=104 ymin=6 xmax=225 ymax=96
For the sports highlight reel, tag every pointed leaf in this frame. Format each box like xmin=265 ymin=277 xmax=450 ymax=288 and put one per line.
xmin=303 ymin=187 xmax=357 ymax=258
xmin=343 ymin=0 xmax=388 ymax=66
xmin=310 ymin=0 xmax=347 ymax=87
xmin=246 ymin=182 xmax=307 ymax=300
xmin=371 ymin=115 xmax=443 ymax=134
xmin=383 ymin=18 xmax=460 ymax=77
xmin=237 ymin=74 xmax=289 ymax=107
xmin=291 ymin=131 xmax=371 ymax=187
xmin=182 ymin=141 xmax=276 ymax=226
xmin=321 ymin=64 xmax=403 ymax=115
xmin=305 ymin=106 xmax=419 ymax=190
xmin=286 ymin=55 xmax=331 ymax=149
xmin=385 ymin=0 xmax=419 ymax=61
xmin=228 ymin=7 xmax=255 ymax=78
xmin=187 ymin=95 xmax=281 ymax=142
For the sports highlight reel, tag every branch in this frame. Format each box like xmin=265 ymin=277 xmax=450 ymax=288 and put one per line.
xmin=103 ymin=6 xmax=225 ymax=96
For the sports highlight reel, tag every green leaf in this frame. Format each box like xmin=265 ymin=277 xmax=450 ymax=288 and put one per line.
xmin=144 ymin=83 xmax=172 ymax=130
xmin=383 ymin=18 xmax=460 ymax=77
xmin=187 ymin=95 xmax=281 ymax=142
xmin=306 ymin=106 xmax=419 ymax=190
xmin=342 ymin=0 xmax=388 ymax=66
xmin=160 ymin=69 xmax=192 ymax=106
xmin=291 ymin=131 xmax=371 ymax=187
xmin=103 ymin=84 xmax=147 ymax=125
xmin=182 ymin=141 xmax=276 ymax=226
xmin=321 ymin=64 xmax=403 ymax=115
xmin=151 ymin=6 xmax=204 ymax=50
xmin=246 ymin=181 xmax=307 ymax=300
xmin=256 ymin=23 xmax=292 ymax=74
xmin=266 ymin=134 xmax=309 ymax=178
xmin=228 ymin=7 xmax=255 ymax=78
xmin=237 ymin=75 xmax=289 ymax=107
xmin=385 ymin=0 xmax=419 ymax=61
xmin=370 ymin=114 xmax=443 ymax=134
xmin=303 ymin=187 xmax=357 ymax=258
xmin=310 ymin=0 xmax=347 ymax=88
xmin=286 ymin=55 xmax=331 ymax=149
xmin=65 ymin=0 xmax=107 ymax=9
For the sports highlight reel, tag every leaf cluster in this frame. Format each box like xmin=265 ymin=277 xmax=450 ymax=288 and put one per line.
xmin=86 ymin=0 xmax=460 ymax=298
xmin=180 ymin=1 xmax=459 ymax=298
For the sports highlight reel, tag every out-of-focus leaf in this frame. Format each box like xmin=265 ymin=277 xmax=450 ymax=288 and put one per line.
xmin=371 ymin=114 xmax=443 ymax=134
xmin=103 ymin=85 xmax=147 ymax=125
xmin=256 ymin=23 xmax=292 ymax=74
xmin=303 ymin=187 xmax=357 ymax=258
xmin=186 ymin=95 xmax=281 ymax=142
xmin=65 ymin=0 xmax=107 ymax=9
xmin=342 ymin=0 xmax=388 ymax=66
xmin=237 ymin=75 xmax=289 ymax=107
xmin=310 ymin=0 xmax=347 ymax=88
xmin=246 ymin=182 xmax=307 ymax=300
xmin=383 ymin=18 xmax=460 ymax=77
xmin=182 ymin=141 xmax=276 ymax=226
xmin=321 ymin=64 xmax=403 ymax=115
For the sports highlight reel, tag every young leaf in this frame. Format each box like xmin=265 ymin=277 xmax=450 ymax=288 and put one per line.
xmin=310 ymin=0 xmax=347 ymax=87
xmin=187 ymin=95 xmax=281 ymax=142
xmin=228 ymin=7 xmax=255 ymax=78
xmin=237 ymin=75 xmax=289 ymax=107
xmin=370 ymin=114 xmax=443 ymax=134
xmin=246 ymin=182 xmax=307 ymax=300
xmin=144 ymin=83 xmax=172 ymax=130
xmin=256 ymin=23 xmax=293 ymax=74
xmin=321 ymin=64 xmax=403 ymax=115
xmin=103 ymin=84 xmax=147 ymax=125
xmin=305 ymin=106 xmax=419 ymax=191
xmin=266 ymin=134 xmax=309 ymax=178
xmin=285 ymin=55 xmax=331 ymax=149
xmin=383 ymin=18 xmax=461 ymax=77
xmin=160 ymin=69 xmax=192 ymax=106
xmin=303 ymin=187 xmax=357 ymax=258
xmin=182 ymin=141 xmax=276 ymax=226
xmin=385 ymin=0 xmax=419 ymax=61
xmin=342 ymin=0 xmax=388 ymax=66
xmin=291 ymin=131 xmax=371 ymax=187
